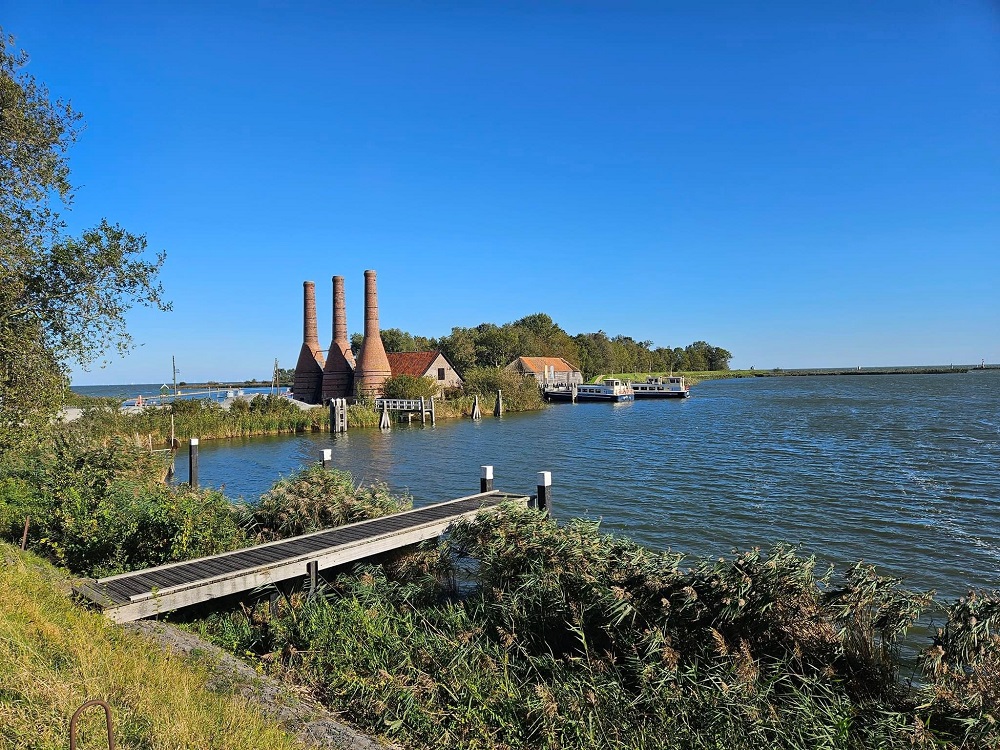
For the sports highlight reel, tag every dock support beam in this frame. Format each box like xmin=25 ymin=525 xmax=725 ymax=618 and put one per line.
xmin=189 ymin=438 xmax=199 ymax=488
xmin=379 ymin=402 xmax=391 ymax=430
xmin=481 ymin=465 xmax=494 ymax=493
xmin=420 ymin=397 xmax=426 ymax=425
xmin=537 ymin=471 xmax=552 ymax=517
xmin=306 ymin=560 xmax=319 ymax=598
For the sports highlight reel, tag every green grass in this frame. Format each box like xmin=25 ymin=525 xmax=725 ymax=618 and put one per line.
xmin=0 ymin=544 xmax=304 ymax=750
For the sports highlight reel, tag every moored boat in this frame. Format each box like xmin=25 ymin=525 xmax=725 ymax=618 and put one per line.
xmin=544 ymin=378 xmax=635 ymax=402
xmin=630 ymin=375 xmax=690 ymax=398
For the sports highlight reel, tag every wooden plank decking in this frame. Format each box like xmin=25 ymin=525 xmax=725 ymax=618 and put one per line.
xmin=74 ymin=490 xmax=529 ymax=623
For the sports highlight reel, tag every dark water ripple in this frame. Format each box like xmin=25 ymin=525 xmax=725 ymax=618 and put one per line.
xmin=171 ymin=372 xmax=1000 ymax=600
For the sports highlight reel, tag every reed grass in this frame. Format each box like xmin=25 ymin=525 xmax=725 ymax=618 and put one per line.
xmin=197 ymin=505 xmax=1000 ymax=750
xmin=0 ymin=544 xmax=303 ymax=750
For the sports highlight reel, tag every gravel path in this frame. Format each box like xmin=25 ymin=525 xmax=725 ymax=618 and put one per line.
xmin=127 ymin=621 xmax=398 ymax=750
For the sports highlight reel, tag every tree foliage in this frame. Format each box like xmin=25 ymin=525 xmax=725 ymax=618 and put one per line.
xmin=365 ymin=313 xmax=732 ymax=380
xmin=0 ymin=31 xmax=169 ymax=449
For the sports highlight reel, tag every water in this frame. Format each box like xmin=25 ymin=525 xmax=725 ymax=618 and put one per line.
xmin=161 ymin=372 xmax=999 ymax=600
xmin=73 ymin=383 xmax=283 ymax=406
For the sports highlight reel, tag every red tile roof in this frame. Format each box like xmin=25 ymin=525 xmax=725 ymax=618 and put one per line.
xmin=386 ymin=351 xmax=440 ymax=378
xmin=513 ymin=356 xmax=579 ymax=374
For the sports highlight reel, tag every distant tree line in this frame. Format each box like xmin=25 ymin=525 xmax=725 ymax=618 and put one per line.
xmin=344 ymin=313 xmax=731 ymax=380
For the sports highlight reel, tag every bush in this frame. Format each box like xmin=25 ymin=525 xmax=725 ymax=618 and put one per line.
xmin=461 ymin=367 xmax=544 ymax=412
xmin=246 ymin=465 xmax=412 ymax=542
xmin=383 ymin=374 xmax=439 ymax=400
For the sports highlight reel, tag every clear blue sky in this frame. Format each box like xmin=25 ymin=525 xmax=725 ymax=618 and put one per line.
xmin=8 ymin=1 xmax=998 ymax=384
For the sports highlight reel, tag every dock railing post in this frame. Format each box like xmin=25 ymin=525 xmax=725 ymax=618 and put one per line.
xmin=189 ymin=438 xmax=199 ymax=488
xmin=481 ymin=465 xmax=494 ymax=493
xmin=321 ymin=448 xmax=332 ymax=469
xmin=537 ymin=471 xmax=552 ymax=516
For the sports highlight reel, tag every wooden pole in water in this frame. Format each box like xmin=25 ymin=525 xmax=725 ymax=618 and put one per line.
xmin=420 ymin=396 xmax=426 ymax=425
xmin=430 ymin=397 xmax=436 ymax=425
xmin=471 ymin=395 xmax=481 ymax=420
xmin=480 ymin=465 xmax=494 ymax=493
xmin=189 ymin=438 xmax=199 ymax=488
xmin=494 ymin=390 xmax=503 ymax=417
xmin=537 ymin=471 xmax=552 ymax=516
xmin=379 ymin=402 xmax=391 ymax=430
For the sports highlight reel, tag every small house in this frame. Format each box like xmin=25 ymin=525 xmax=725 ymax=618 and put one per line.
xmin=505 ymin=356 xmax=584 ymax=388
xmin=386 ymin=351 xmax=464 ymax=393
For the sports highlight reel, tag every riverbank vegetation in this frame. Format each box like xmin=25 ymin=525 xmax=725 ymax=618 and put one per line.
xmin=192 ymin=505 xmax=999 ymax=750
xmin=0 ymin=544 xmax=304 ymax=750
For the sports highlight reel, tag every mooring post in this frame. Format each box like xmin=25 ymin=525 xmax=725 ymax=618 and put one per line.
xmin=494 ymin=389 xmax=503 ymax=417
xmin=379 ymin=402 xmax=391 ymax=430
xmin=571 ymin=383 xmax=578 ymax=403
xmin=430 ymin=397 xmax=436 ymax=425
xmin=189 ymin=438 xmax=199 ymax=488
xmin=420 ymin=396 xmax=426 ymax=425
xmin=306 ymin=560 xmax=319 ymax=598
xmin=321 ymin=448 xmax=332 ymax=469
xmin=481 ymin=465 xmax=494 ymax=493
xmin=471 ymin=395 xmax=482 ymax=420
xmin=537 ymin=471 xmax=552 ymax=516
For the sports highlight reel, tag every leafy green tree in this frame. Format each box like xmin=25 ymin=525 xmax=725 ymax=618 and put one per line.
xmin=382 ymin=374 xmax=439 ymax=400
xmin=0 ymin=31 xmax=170 ymax=449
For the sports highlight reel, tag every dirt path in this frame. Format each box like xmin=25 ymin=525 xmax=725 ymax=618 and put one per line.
xmin=127 ymin=621 xmax=398 ymax=750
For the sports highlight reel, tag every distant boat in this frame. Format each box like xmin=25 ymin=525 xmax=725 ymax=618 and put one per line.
xmin=545 ymin=378 xmax=634 ymax=403
xmin=630 ymin=376 xmax=691 ymax=399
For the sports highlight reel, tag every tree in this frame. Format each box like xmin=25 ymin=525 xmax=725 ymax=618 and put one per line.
xmin=0 ymin=31 xmax=170 ymax=449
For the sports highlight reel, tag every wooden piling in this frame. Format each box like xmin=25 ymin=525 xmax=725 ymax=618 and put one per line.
xmin=430 ymin=397 xmax=436 ymax=425
xmin=189 ymin=438 xmax=199 ymax=488
xmin=471 ymin=395 xmax=482 ymax=420
xmin=537 ymin=471 xmax=552 ymax=516
xmin=306 ymin=560 xmax=319 ymax=598
xmin=379 ymin=402 xmax=391 ymax=430
xmin=481 ymin=465 xmax=494 ymax=493
xmin=321 ymin=448 xmax=332 ymax=468
xmin=420 ymin=396 xmax=426 ymax=425
xmin=494 ymin=390 xmax=503 ymax=417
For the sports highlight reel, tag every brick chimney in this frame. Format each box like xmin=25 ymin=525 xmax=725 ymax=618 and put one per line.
xmin=322 ymin=275 xmax=355 ymax=400
xmin=292 ymin=280 xmax=325 ymax=403
xmin=353 ymin=270 xmax=392 ymax=398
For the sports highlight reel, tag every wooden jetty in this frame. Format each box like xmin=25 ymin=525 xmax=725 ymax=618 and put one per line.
xmin=74 ymin=488 xmax=530 ymax=623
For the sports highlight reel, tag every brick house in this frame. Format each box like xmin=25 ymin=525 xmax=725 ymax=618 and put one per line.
xmin=386 ymin=351 xmax=464 ymax=393
xmin=505 ymin=356 xmax=584 ymax=387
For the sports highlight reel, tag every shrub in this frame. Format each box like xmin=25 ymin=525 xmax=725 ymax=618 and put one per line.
xmin=246 ymin=465 xmax=411 ymax=542
xmin=461 ymin=367 xmax=544 ymax=412
xmin=383 ymin=374 xmax=439 ymax=400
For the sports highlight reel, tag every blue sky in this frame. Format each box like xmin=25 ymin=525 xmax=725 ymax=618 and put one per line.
xmin=8 ymin=1 xmax=998 ymax=384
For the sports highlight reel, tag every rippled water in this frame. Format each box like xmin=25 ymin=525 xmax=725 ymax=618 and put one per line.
xmin=168 ymin=372 xmax=999 ymax=599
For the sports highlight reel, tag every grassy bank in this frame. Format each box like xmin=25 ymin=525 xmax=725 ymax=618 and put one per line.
xmin=592 ymin=367 xmax=972 ymax=386
xmin=0 ymin=544 xmax=304 ymax=750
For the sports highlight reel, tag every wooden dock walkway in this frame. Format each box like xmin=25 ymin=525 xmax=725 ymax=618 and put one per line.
xmin=74 ymin=489 xmax=530 ymax=623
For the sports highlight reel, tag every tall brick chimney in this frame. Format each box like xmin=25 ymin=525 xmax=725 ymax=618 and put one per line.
xmin=322 ymin=275 xmax=355 ymax=401
xmin=353 ymin=269 xmax=392 ymax=398
xmin=292 ymin=280 xmax=325 ymax=403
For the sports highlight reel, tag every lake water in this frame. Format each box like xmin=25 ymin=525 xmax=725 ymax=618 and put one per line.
xmin=157 ymin=372 xmax=998 ymax=600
